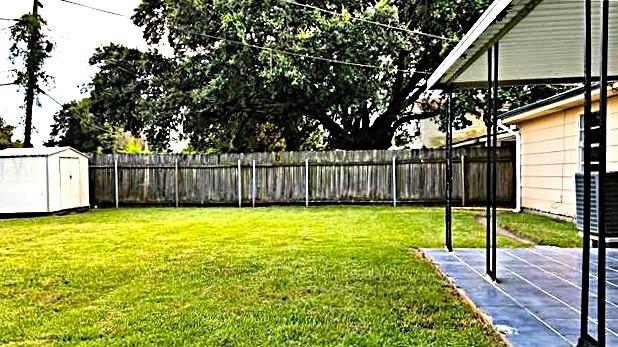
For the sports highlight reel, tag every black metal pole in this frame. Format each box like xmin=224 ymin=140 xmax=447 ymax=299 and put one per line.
xmin=445 ymin=90 xmax=453 ymax=252
xmin=597 ymin=1 xmax=609 ymax=345
xmin=486 ymin=48 xmax=493 ymax=277
xmin=578 ymin=0 xmax=593 ymax=344
xmin=491 ymin=42 xmax=499 ymax=281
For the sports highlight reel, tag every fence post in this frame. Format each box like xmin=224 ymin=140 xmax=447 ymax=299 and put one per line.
xmin=252 ymin=160 xmax=256 ymax=208
xmin=392 ymin=155 xmax=397 ymax=207
xmin=461 ymin=154 xmax=466 ymax=207
xmin=174 ymin=158 xmax=179 ymax=208
xmin=238 ymin=159 xmax=242 ymax=208
xmin=305 ymin=159 xmax=309 ymax=207
xmin=114 ymin=154 xmax=119 ymax=208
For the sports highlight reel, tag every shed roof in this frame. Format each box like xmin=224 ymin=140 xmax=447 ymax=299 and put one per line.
xmin=427 ymin=0 xmax=618 ymax=89
xmin=0 ymin=147 xmax=88 ymax=158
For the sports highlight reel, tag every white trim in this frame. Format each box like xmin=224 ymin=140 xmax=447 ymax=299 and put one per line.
xmin=498 ymin=120 xmax=521 ymax=213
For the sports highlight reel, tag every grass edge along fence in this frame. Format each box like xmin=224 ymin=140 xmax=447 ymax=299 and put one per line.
xmin=89 ymin=147 xmax=515 ymax=208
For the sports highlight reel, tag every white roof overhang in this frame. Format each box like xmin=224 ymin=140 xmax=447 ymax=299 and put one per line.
xmin=427 ymin=0 xmax=618 ymax=90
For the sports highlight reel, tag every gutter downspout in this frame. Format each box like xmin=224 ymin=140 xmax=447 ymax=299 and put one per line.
xmin=498 ymin=120 xmax=522 ymax=213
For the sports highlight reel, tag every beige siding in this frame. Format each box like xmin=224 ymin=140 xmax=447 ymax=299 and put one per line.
xmin=518 ymin=95 xmax=618 ymax=217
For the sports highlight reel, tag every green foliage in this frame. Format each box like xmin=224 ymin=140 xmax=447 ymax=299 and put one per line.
xmin=46 ymin=98 xmax=120 ymax=153
xmin=87 ymin=44 xmax=180 ymax=151
xmin=0 ymin=207 xmax=517 ymax=345
xmin=79 ymin=0 xmax=493 ymax=152
xmin=116 ymin=132 xmax=149 ymax=154
xmin=428 ymin=85 xmax=577 ymax=133
xmin=8 ymin=13 xmax=53 ymax=111
xmin=0 ymin=117 xmax=22 ymax=149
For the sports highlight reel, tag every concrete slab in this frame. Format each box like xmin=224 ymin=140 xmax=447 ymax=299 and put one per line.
xmin=423 ymin=247 xmax=618 ymax=347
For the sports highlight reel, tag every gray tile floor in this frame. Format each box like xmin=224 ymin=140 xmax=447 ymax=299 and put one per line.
xmin=423 ymin=247 xmax=618 ymax=347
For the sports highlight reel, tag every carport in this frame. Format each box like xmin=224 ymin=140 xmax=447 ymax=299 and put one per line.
xmin=429 ymin=0 xmax=616 ymax=345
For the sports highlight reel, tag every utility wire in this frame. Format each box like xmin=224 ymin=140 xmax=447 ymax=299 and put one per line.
xmin=58 ymin=0 xmax=128 ymax=17
xmin=0 ymin=18 xmax=18 ymax=22
xmin=57 ymin=0 xmax=433 ymax=75
xmin=279 ymin=0 xmax=454 ymax=42
xmin=181 ymin=28 xmax=431 ymax=75
xmin=39 ymin=88 xmax=119 ymax=133
xmin=0 ymin=82 xmax=16 ymax=87
xmin=38 ymin=88 xmax=64 ymax=107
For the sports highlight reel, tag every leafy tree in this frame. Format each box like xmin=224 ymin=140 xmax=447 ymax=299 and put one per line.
xmin=427 ymin=85 xmax=576 ymax=133
xmin=87 ymin=44 xmax=181 ymax=151
xmin=127 ymin=0 xmax=494 ymax=150
xmin=8 ymin=10 xmax=53 ymax=147
xmin=46 ymin=98 xmax=119 ymax=153
xmin=0 ymin=117 xmax=22 ymax=149
xmin=76 ymin=0 xmax=571 ymax=152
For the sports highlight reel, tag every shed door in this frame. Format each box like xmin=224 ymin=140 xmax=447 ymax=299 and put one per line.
xmin=60 ymin=157 xmax=81 ymax=210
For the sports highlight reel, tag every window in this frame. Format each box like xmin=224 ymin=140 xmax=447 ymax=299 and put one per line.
xmin=578 ymin=112 xmax=600 ymax=173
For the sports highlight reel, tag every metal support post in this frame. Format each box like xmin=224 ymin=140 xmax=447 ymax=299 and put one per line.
xmin=175 ymin=158 xmax=179 ymax=208
xmin=597 ymin=1 xmax=609 ymax=345
xmin=252 ymin=160 xmax=256 ymax=208
xmin=392 ymin=155 xmax=397 ymax=207
xmin=305 ymin=159 xmax=309 ymax=207
xmin=579 ymin=0 xmax=593 ymax=344
xmin=114 ymin=155 xmax=119 ymax=208
xmin=486 ymin=48 xmax=493 ymax=278
xmin=445 ymin=90 xmax=453 ymax=252
xmin=491 ymin=42 xmax=500 ymax=281
xmin=238 ymin=159 xmax=242 ymax=208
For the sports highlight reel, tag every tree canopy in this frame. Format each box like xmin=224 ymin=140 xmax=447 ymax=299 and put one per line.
xmin=49 ymin=0 xmax=574 ymax=153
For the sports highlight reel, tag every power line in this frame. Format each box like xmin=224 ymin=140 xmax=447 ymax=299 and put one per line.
xmin=58 ymin=0 xmax=129 ymax=17
xmin=56 ymin=0 xmax=432 ymax=75
xmin=279 ymin=0 xmax=454 ymax=42
xmin=38 ymin=88 xmax=65 ymax=107
xmin=181 ymin=28 xmax=431 ymax=75
xmin=0 ymin=18 xmax=18 ymax=22
xmin=0 ymin=82 xmax=16 ymax=87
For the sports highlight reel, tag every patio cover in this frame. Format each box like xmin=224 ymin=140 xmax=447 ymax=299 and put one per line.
xmin=426 ymin=0 xmax=618 ymax=89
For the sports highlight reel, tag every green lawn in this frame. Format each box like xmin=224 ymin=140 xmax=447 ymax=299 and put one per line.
xmin=0 ymin=207 xmax=521 ymax=346
xmin=498 ymin=211 xmax=581 ymax=248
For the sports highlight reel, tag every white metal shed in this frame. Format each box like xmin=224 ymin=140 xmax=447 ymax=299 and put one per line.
xmin=0 ymin=147 xmax=89 ymax=214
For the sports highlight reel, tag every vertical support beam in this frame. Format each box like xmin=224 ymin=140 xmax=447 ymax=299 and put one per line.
xmin=445 ymin=90 xmax=453 ymax=252
xmin=597 ymin=1 xmax=609 ymax=344
xmin=461 ymin=154 xmax=466 ymax=207
xmin=305 ymin=159 xmax=309 ymax=207
xmin=579 ymin=0 xmax=593 ymax=344
xmin=114 ymin=154 xmax=119 ymax=209
xmin=491 ymin=42 xmax=500 ymax=281
xmin=485 ymin=48 xmax=493 ymax=278
xmin=252 ymin=160 xmax=256 ymax=208
xmin=238 ymin=159 xmax=242 ymax=208
xmin=392 ymin=155 xmax=397 ymax=207
xmin=23 ymin=0 xmax=40 ymax=148
xmin=174 ymin=158 xmax=179 ymax=208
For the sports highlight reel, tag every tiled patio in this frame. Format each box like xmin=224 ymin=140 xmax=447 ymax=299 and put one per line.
xmin=423 ymin=247 xmax=618 ymax=347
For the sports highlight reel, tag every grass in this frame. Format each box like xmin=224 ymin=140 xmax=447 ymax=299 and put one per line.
xmin=0 ymin=206 xmax=523 ymax=346
xmin=498 ymin=211 xmax=581 ymax=248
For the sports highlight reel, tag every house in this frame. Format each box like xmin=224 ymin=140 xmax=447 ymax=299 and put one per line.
xmin=501 ymin=85 xmax=618 ymax=218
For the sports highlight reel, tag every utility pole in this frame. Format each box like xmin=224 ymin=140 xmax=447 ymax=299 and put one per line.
xmin=24 ymin=0 xmax=40 ymax=148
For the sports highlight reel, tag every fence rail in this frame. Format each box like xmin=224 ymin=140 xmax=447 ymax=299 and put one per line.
xmin=89 ymin=147 xmax=515 ymax=207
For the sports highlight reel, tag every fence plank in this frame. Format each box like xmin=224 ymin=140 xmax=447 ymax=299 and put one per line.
xmin=88 ymin=147 xmax=515 ymax=206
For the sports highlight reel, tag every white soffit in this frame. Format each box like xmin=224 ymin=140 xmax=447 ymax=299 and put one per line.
xmin=427 ymin=0 xmax=618 ymax=89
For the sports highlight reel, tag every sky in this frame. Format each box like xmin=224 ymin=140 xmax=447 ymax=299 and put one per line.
xmin=0 ymin=0 xmax=147 ymax=146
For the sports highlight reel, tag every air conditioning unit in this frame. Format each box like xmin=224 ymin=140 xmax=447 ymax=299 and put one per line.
xmin=576 ymin=172 xmax=618 ymax=241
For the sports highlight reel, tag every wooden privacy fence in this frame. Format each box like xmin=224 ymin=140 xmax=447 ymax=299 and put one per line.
xmin=89 ymin=147 xmax=515 ymax=207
